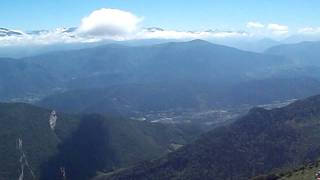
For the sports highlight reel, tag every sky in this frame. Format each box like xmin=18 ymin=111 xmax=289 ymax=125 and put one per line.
xmin=1 ymin=0 xmax=319 ymax=31
xmin=1 ymin=0 xmax=320 ymax=46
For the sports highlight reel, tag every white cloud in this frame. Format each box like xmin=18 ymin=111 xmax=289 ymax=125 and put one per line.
xmin=137 ymin=29 xmax=248 ymax=40
xmin=267 ymin=23 xmax=289 ymax=35
xmin=267 ymin=23 xmax=288 ymax=31
xmin=247 ymin=22 xmax=265 ymax=28
xmin=0 ymin=9 xmax=300 ymax=46
xmin=77 ymin=8 xmax=142 ymax=39
xmin=0 ymin=27 xmax=249 ymax=47
xmin=298 ymin=27 xmax=320 ymax=34
xmin=0 ymin=28 xmax=75 ymax=46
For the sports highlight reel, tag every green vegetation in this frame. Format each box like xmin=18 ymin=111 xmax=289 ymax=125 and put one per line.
xmin=278 ymin=162 xmax=319 ymax=180
xmin=0 ymin=103 xmax=79 ymax=179
xmin=251 ymin=161 xmax=320 ymax=180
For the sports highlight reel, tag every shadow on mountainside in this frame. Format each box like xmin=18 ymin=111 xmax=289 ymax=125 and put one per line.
xmin=40 ymin=114 xmax=116 ymax=180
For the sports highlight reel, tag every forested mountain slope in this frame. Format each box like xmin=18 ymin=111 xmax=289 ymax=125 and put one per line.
xmin=98 ymin=95 xmax=320 ymax=180
xmin=0 ymin=103 xmax=202 ymax=180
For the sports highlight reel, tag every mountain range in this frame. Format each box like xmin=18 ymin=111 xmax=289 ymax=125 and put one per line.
xmin=0 ymin=39 xmax=319 ymax=124
xmin=0 ymin=40 xmax=288 ymax=102
xmin=1 ymin=38 xmax=320 ymax=180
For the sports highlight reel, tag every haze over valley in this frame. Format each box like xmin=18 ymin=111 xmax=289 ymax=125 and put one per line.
xmin=2 ymin=1 xmax=320 ymax=180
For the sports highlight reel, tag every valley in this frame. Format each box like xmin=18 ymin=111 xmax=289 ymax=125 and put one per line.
xmin=129 ymin=98 xmax=297 ymax=126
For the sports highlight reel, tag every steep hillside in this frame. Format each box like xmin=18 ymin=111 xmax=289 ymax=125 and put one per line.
xmin=0 ymin=103 xmax=202 ymax=180
xmin=98 ymin=95 xmax=320 ymax=180
xmin=0 ymin=103 xmax=79 ymax=180
xmin=251 ymin=161 xmax=320 ymax=180
xmin=278 ymin=162 xmax=319 ymax=180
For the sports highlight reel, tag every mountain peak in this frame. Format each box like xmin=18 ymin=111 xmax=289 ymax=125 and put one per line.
xmin=189 ymin=39 xmax=211 ymax=44
xmin=0 ymin=27 xmax=23 ymax=37
xmin=145 ymin=27 xmax=165 ymax=32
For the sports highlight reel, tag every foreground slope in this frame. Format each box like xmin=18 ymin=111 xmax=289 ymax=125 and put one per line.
xmin=0 ymin=103 xmax=202 ymax=180
xmin=278 ymin=162 xmax=320 ymax=180
xmin=98 ymin=95 xmax=320 ymax=180
xmin=251 ymin=160 xmax=320 ymax=180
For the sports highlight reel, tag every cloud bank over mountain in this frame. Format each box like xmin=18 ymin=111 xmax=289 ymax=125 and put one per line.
xmin=0 ymin=8 xmax=320 ymax=47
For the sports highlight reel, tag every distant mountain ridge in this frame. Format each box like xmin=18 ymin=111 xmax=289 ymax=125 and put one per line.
xmin=0 ymin=40 xmax=288 ymax=103
xmin=266 ymin=41 xmax=320 ymax=66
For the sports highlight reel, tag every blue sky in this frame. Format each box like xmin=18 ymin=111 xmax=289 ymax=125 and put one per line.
xmin=1 ymin=0 xmax=319 ymax=31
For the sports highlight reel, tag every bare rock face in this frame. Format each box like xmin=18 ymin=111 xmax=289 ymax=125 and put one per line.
xmin=49 ymin=110 xmax=57 ymax=131
xmin=17 ymin=138 xmax=35 ymax=180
